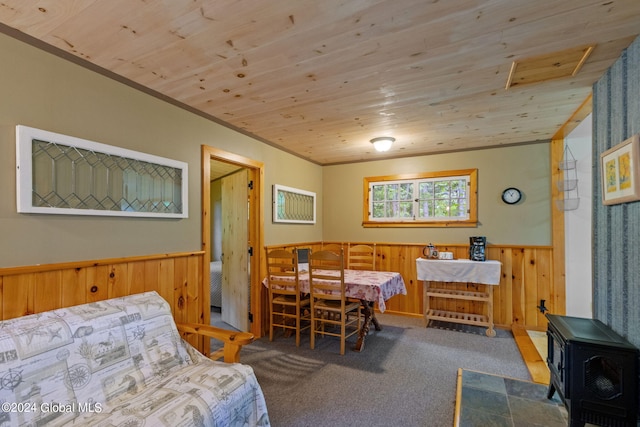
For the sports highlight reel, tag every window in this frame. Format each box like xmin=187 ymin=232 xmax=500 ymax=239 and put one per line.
xmin=273 ymin=184 xmax=316 ymax=224
xmin=363 ymin=169 xmax=477 ymax=227
xmin=16 ymin=125 xmax=188 ymax=218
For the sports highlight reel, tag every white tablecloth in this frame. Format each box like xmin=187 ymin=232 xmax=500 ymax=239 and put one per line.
xmin=415 ymin=258 xmax=501 ymax=285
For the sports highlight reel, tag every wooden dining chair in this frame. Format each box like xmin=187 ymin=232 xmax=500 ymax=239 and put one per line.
xmin=319 ymin=243 xmax=343 ymax=267
xmin=322 ymin=243 xmax=343 ymax=253
xmin=309 ymin=249 xmax=361 ymax=355
xmin=265 ymin=248 xmax=311 ymax=346
xmin=347 ymin=243 xmax=376 ymax=270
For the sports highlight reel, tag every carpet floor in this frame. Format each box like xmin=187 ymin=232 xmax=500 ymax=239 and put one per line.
xmin=455 ymin=369 xmax=567 ymax=427
xmin=213 ymin=311 xmax=531 ymax=426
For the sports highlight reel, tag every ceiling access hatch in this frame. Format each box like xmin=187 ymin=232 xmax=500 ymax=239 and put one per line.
xmin=506 ymin=45 xmax=595 ymax=89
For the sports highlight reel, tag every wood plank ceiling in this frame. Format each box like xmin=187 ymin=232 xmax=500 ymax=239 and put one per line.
xmin=1 ymin=0 xmax=638 ymax=165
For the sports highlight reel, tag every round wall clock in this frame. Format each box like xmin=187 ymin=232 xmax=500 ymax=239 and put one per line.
xmin=501 ymin=187 xmax=522 ymax=205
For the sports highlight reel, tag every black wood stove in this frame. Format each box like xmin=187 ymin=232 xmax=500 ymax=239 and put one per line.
xmin=546 ymin=314 xmax=639 ymax=427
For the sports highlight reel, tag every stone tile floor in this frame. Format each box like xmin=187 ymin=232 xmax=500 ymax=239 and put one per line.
xmin=457 ymin=369 xmax=568 ymax=427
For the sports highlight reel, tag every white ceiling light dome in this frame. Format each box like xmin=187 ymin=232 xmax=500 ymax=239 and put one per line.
xmin=370 ymin=137 xmax=395 ymax=152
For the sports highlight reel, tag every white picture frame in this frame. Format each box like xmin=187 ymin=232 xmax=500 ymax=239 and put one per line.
xmin=16 ymin=125 xmax=188 ymax=218
xmin=600 ymin=134 xmax=640 ymax=206
xmin=273 ymin=184 xmax=316 ymax=224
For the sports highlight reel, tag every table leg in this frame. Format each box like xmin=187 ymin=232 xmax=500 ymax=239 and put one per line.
xmin=354 ymin=301 xmax=380 ymax=352
xmin=485 ymin=285 xmax=496 ymax=337
xmin=367 ymin=301 xmax=382 ymax=331
xmin=423 ymin=281 xmax=430 ymax=327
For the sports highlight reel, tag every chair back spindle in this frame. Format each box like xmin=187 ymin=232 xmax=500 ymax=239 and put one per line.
xmin=347 ymin=243 xmax=376 ymax=270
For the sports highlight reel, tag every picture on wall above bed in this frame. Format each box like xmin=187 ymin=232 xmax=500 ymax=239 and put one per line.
xmin=600 ymin=133 xmax=640 ymax=205
xmin=16 ymin=125 xmax=188 ymax=218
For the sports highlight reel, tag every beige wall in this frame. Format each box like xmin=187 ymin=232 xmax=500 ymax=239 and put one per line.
xmin=0 ymin=32 xmax=323 ymax=268
xmin=323 ymin=143 xmax=551 ymax=246
xmin=0 ymin=31 xmax=551 ymax=269
xmin=260 ymin=147 xmax=324 ymax=246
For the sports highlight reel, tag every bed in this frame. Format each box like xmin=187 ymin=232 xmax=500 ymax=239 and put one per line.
xmin=210 ymin=260 xmax=222 ymax=307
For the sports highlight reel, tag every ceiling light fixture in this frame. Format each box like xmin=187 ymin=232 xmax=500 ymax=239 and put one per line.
xmin=370 ymin=137 xmax=395 ymax=152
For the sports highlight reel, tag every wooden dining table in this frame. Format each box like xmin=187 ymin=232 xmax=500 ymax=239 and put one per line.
xmin=264 ymin=266 xmax=407 ymax=352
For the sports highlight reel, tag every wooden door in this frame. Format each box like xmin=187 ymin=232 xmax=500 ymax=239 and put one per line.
xmin=221 ymin=169 xmax=249 ymax=331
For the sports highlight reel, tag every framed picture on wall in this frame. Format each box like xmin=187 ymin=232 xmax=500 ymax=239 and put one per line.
xmin=600 ymin=133 xmax=640 ymax=205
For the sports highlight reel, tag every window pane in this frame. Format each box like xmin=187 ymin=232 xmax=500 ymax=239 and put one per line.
xmin=419 ymin=182 xmax=433 ymax=198
xmin=434 ymin=181 xmax=450 ymax=198
xmin=372 ymin=202 xmax=385 ymax=218
xmin=385 ymin=201 xmax=398 ymax=217
xmin=373 ymin=185 xmax=385 ymax=201
xmin=419 ymin=200 xmax=433 ymax=217
xmin=456 ymin=198 xmax=467 ymax=217
xmin=435 ymin=199 xmax=449 ymax=216
xmin=386 ymin=184 xmax=398 ymax=200
xmin=399 ymin=183 xmax=413 ymax=200
xmin=399 ymin=201 xmax=413 ymax=217
xmin=449 ymin=199 xmax=461 ymax=217
xmin=451 ymin=179 xmax=465 ymax=198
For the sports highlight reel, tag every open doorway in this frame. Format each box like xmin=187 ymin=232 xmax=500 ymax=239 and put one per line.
xmin=201 ymin=146 xmax=264 ymax=342
xmin=209 ymin=166 xmax=248 ymax=331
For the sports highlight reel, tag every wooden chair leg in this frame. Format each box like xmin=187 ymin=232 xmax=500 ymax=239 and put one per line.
xmin=295 ymin=306 xmax=301 ymax=347
xmin=310 ymin=311 xmax=316 ymax=350
xmin=269 ymin=309 xmax=274 ymax=342
xmin=340 ymin=318 xmax=346 ymax=355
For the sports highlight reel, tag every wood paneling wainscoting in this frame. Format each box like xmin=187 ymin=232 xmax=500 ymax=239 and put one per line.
xmin=0 ymin=251 xmax=208 ymax=353
xmin=1 ymin=245 xmax=559 ymax=350
xmin=264 ymin=243 xmax=560 ymax=330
